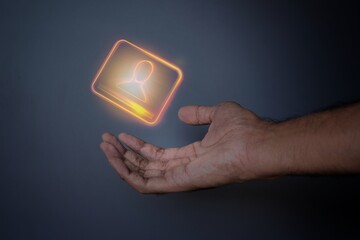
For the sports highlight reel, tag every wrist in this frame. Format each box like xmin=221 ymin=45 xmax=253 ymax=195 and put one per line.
xmin=248 ymin=120 xmax=303 ymax=178
xmin=247 ymin=103 xmax=360 ymax=179
xmin=244 ymin=121 xmax=286 ymax=179
xmin=253 ymin=112 xmax=334 ymax=177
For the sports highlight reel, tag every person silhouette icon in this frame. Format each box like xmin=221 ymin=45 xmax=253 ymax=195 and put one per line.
xmin=117 ymin=60 xmax=154 ymax=103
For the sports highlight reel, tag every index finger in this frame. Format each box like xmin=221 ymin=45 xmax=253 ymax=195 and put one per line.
xmin=118 ymin=133 xmax=201 ymax=161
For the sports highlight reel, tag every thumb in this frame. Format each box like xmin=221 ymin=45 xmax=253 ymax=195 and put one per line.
xmin=178 ymin=105 xmax=215 ymax=125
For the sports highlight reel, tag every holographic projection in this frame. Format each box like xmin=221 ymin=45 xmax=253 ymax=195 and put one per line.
xmin=91 ymin=40 xmax=183 ymax=125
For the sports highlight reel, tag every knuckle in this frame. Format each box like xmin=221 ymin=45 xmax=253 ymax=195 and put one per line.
xmin=160 ymin=161 xmax=168 ymax=169
xmin=138 ymin=169 xmax=145 ymax=176
xmin=154 ymin=147 xmax=165 ymax=159
xmin=139 ymin=159 xmax=148 ymax=169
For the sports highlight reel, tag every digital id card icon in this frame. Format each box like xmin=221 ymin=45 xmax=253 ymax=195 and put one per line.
xmin=91 ymin=40 xmax=183 ymax=125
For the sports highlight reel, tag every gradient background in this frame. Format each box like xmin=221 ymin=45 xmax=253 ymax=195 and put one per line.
xmin=1 ymin=0 xmax=359 ymax=239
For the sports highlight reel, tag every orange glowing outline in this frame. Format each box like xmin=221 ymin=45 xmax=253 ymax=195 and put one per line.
xmin=117 ymin=59 xmax=154 ymax=103
xmin=91 ymin=39 xmax=183 ymax=126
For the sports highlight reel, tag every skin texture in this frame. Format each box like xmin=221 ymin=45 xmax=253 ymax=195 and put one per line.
xmin=100 ymin=102 xmax=360 ymax=193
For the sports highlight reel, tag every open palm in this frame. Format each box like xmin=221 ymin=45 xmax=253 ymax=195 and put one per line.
xmin=101 ymin=102 xmax=270 ymax=193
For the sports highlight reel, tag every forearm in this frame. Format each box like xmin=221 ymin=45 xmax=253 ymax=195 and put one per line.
xmin=257 ymin=103 xmax=360 ymax=176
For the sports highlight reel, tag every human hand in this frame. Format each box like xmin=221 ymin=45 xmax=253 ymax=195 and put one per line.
xmin=100 ymin=102 xmax=279 ymax=193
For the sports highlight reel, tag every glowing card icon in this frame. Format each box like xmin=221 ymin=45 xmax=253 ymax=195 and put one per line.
xmin=91 ymin=40 xmax=183 ymax=125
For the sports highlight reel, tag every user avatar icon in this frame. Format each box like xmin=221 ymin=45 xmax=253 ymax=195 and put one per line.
xmin=117 ymin=60 xmax=154 ymax=103
xmin=91 ymin=39 xmax=183 ymax=125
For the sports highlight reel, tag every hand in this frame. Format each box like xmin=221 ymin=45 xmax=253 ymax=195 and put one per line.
xmin=100 ymin=102 xmax=277 ymax=193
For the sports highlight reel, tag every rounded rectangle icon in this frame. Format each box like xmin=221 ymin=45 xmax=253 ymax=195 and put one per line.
xmin=91 ymin=40 xmax=183 ymax=125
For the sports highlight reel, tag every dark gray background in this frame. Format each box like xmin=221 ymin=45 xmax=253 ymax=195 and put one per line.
xmin=1 ymin=0 xmax=359 ymax=239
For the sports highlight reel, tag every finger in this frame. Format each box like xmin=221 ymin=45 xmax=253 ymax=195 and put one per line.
xmin=131 ymin=172 xmax=188 ymax=193
xmin=123 ymin=155 xmax=202 ymax=193
xmin=100 ymin=141 xmax=121 ymax=158
xmin=119 ymin=132 xmax=163 ymax=160
xmin=140 ymin=157 xmax=194 ymax=193
xmin=178 ymin=105 xmax=215 ymax=125
xmin=142 ymin=177 xmax=176 ymax=193
xmin=125 ymin=151 xmax=193 ymax=173
xmin=119 ymin=133 xmax=201 ymax=162
xmin=123 ymin=148 xmax=149 ymax=170
xmin=123 ymin=159 xmax=142 ymax=174
xmin=100 ymin=142 xmax=150 ymax=192
xmin=102 ymin=132 xmax=126 ymax=154
xmin=121 ymin=145 xmax=168 ymax=172
xmin=118 ymin=147 xmax=197 ymax=193
xmin=143 ymin=169 xmax=165 ymax=178
xmin=144 ymin=160 xmax=195 ymax=193
xmin=125 ymin=172 xmax=149 ymax=193
xmin=100 ymin=142 xmax=129 ymax=177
